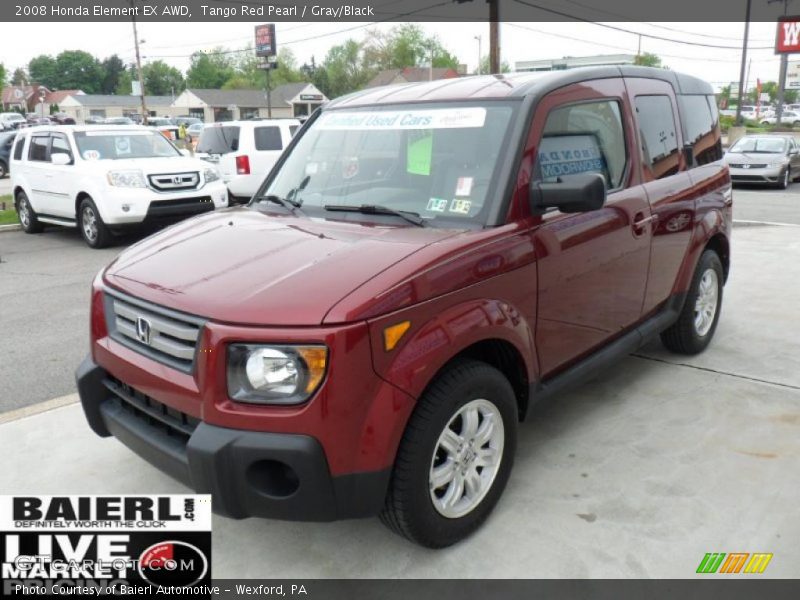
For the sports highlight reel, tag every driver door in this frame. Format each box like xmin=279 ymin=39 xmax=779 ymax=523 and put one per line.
xmin=530 ymin=78 xmax=652 ymax=376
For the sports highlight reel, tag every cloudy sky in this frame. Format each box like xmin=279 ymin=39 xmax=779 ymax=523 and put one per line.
xmin=0 ymin=20 xmax=789 ymax=92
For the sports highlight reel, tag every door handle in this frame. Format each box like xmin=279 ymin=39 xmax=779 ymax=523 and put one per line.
xmin=632 ymin=212 xmax=658 ymax=235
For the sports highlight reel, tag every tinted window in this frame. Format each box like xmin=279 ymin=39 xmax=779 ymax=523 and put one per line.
xmin=51 ymin=134 xmax=73 ymax=161
xmin=196 ymin=126 xmax=240 ymax=154
xmin=678 ymin=94 xmax=723 ymax=166
xmin=289 ymin=125 xmax=299 ymax=137
xmin=254 ymin=126 xmax=282 ymax=151
xmin=539 ymin=100 xmax=627 ymax=189
xmin=635 ymin=95 xmax=680 ymax=179
xmin=13 ymin=135 xmax=25 ymax=160
xmin=28 ymin=136 xmax=49 ymax=162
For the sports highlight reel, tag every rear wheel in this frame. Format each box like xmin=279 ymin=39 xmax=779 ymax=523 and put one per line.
xmin=380 ymin=359 xmax=517 ymax=548
xmin=79 ymin=197 xmax=112 ymax=249
xmin=16 ymin=190 xmax=44 ymax=233
xmin=660 ymin=249 xmax=724 ymax=355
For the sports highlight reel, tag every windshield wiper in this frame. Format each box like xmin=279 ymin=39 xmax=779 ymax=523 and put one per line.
xmin=323 ymin=204 xmax=426 ymax=227
xmin=255 ymin=194 xmax=303 ymax=210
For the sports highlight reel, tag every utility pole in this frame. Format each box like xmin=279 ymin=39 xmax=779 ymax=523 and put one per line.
xmin=265 ymin=66 xmax=272 ymax=118
xmin=474 ymin=35 xmax=482 ymax=74
xmin=735 ymin=0 xmax=753 ymax=126
xmin=130 ymin=0 xmax=148 ymax=124
xmin=488 ymin=0 xmax=499 ymax=74
xmin=770 ymin=0 xmax=794 ymax=125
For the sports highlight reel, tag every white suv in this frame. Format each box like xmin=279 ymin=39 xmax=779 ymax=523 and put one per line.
xmin=195 ymin=119 xmax=300 ymax=203
xmin=11 ymin=125 xmax=228 ymax=248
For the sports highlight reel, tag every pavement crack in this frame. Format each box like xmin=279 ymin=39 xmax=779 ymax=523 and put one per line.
xmin=632 ymin=354 xmax=800 ymax=392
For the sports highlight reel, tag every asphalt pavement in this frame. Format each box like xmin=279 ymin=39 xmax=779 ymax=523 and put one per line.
xmin=1 ymin=223 xmax=798 ymax=577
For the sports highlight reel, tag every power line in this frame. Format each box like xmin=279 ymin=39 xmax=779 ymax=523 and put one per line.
xmin=512 ymin=0 xmax=775 ymax=50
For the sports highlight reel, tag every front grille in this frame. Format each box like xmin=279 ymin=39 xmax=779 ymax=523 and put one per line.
xmin=104 ymin=290 xmax=205 ymax=373
xmin=729 ymin=164 xmax=768 ymax=169
xmin=148 ymin=172 xmax=200 ymax=192
xmin=146 ymin=196 xmax=214 ymax=219
xmin=104 ymin=376 xmax=199 ymax=446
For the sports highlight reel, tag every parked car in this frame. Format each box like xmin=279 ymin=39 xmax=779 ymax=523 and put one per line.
xmin=146 ymin=117 xmax=181 ymax=141
xmin=724 ymin=134 xmax=800 ymax=188
xmin=52 ymin=113 xmax=77 ymax=125
xmin=0 ymin=131 xmax=16 ymax=178
xmin=30 ymin=117 xmax=53 ymax=127
xmin=11 ymin=125 xmax=228 ymax=247
xmin=104 ymin=117 xmax=135 ymax=125
xmin=75 ymin=68 xmax=731 ymax=548
xmin=0 ymin=112 xmax=28 ymax=130
xmin=195 ymin=119 xmax=301 ymax=203
xmin=760 ymin=111 xmax=800 ymax=126
xmin=84 ymin=117 xmax=106 ymax=125
xmin=175 ymin=116 xmax=203 ymax=128
xmin=186 ymin=122 xmax=205 ymax=145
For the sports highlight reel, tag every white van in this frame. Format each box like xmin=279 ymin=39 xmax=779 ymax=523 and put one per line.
xmin=195 ymin=119 xmax=300 ymax=203
xmin=11 ymin=125 xmax=228 ymax=248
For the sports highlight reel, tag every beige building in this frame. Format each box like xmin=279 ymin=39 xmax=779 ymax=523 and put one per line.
xmin=172 ymin=83 xmax=328 ymax=122
xmin=60 ymin=94 xmax=178 ymax=122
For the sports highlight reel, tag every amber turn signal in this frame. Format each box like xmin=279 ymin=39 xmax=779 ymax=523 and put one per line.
xmin=383 ymin=321 xmax=411 ymax=351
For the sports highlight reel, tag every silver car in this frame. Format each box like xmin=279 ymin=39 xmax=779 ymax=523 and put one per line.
xmin=724 ymin=135 xmax=800 ymax=188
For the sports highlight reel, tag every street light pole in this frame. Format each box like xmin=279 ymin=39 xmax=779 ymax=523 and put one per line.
xmin=474 ymin=35 xmax=482 ymax=74
xmin=770 ymin=0 xmax=794 ymax=125
xmin=735 ymin=0 xmax=753 ymax=126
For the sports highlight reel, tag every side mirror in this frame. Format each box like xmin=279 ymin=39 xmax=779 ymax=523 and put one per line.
xmin=790 ymin=148 xmax=798 ymax=156
xmin=50 ymin=153 xmax=71 ymax=166
xmin=531 ymin=172 xmax=607 ymax=214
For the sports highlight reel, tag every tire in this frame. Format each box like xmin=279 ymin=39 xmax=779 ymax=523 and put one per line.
xmin=0 ymin=160 xmax=7 ymax=178
xmin=660 ymin=249 xmax=724 ymax=355
xmin=380 ymin=358 xmax=518 ymax=548
xmin=778 ymin=167 xmax=790 ymax=189
xmin=78 ymin=197 xmax=112 ymax=249
xmin=16 ymin=190 xmax=44 ymax=234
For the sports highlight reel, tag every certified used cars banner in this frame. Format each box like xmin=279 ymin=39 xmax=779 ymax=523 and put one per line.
xmin=0 ymin=495 xmax=212 ymax=596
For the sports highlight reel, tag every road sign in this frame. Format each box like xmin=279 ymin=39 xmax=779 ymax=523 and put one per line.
xmin=787 ymin=60 xmax=800 ymax=89
xmin=255 ymin=23 xmax=276 ymax=58
xmin=776 ymin=16 xmax=800 ymax=53
xmin=257 ymin=56 xmax=278 ymax=70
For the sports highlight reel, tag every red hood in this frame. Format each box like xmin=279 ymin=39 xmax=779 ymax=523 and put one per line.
xmin=102 ymin=208 xmax=461 ymax=326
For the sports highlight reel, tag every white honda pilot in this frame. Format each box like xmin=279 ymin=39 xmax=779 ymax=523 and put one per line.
xmin=11 ymin=125 xmax=228 ymax=248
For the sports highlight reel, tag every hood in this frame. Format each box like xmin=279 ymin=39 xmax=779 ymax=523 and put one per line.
xmin=102 ymin=208 xmax=462 ymax=326
xmin=94 ymin=156 xmax=209 ymax=174
xmin=724 ymin=151 xmax=785 ymax=163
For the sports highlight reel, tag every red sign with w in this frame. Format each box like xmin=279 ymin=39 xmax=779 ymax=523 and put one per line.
xmin=777 ymin=17 xmax=800 ymax=53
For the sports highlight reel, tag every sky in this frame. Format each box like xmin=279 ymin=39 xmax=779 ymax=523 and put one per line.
xmin=0 ymin=20 xmax=790 ymax=92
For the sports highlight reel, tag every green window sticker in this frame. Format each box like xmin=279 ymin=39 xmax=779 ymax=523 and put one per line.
xmin=407 ymin=131 xmax=433 ymax=176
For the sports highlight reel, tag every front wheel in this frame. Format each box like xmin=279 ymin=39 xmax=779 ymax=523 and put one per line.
xmin=380 ymin=359 xmax=518 ymax=548
xmin=660 ymin=249 xmax=724 ymax=355
xmin=779 ymin=167 xmax=791 ymax=189
xmin=79 ymin=197 xmax=112 ymax=249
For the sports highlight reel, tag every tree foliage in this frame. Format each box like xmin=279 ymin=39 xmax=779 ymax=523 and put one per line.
xmin=186 ymin=50 xmax=235 ymax=89
xmin=11 ymin=68 xmax=27 ymax=86
xmin=0 ymin=63 xmax=6 ymax=91
xmin=634 ymin=53 xmax=667 ymax=69
xmin=143 ymin=60 xmax=185 ymax=96
xmin=101 ymin=55 xmax=126 ymax=95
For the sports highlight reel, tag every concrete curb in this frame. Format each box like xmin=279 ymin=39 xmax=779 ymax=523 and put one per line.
xmin=0 ymin=394 xmax=79 ymax=425
xmin=733 ymin=219 xmax=800 ymax=228
xmin=0 ymin=223 xmax=20 ymax=233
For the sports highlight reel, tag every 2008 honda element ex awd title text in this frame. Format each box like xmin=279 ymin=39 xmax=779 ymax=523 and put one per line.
xmin=76 ymin=67 xmax=732 ymax=548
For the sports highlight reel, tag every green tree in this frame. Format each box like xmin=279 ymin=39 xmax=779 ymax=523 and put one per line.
xmin=142 ymin=60 xmax=185 ymax=96
xmin=634 ymin=52 xmax=667 ymax=69
xmin=11 ymin=68 xmax=27 ymax=86
xmin=186 ymin=49 xmax=235 ymax=89
xmin=477 ymin=55 xmax=510 ymax=74
xmin=28 ymin=55 xmax=58 ymax=88
xmin=101 ymin=55 xmax=126 ymax=94
xmin=115 ymin=65 xmax=135 ymax=95
xmin=322 ymin=39 xmax=373 ymax=98
xmin=0 ymin=63 xmax=6 ymax=90
xmin=363 ymin=24 xmax=459 ymax=70
xmin=225 ymin=47 xmax=304 ymax=90
xmin=54 ymin=51 xmax=103 ymax=92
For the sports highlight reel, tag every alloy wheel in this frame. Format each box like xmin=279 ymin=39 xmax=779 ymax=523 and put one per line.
xmin=82 ymin=206 xmax=98 ymax=243
xmin=694 ymin=268 xmax=719 ymax=337
xmin=18 ymin=198 xmax=30 ymax=227
xmin=429 ymin=398 xmax=505 ymax=519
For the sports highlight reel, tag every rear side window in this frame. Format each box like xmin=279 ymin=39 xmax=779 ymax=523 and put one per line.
xmin=539 ymin=99 xmax=627 ymax=189
xmin=13 ymin=136 xmax=25 ymax=160
xmin=254 ymin=126 xmax=282 ymax=151
xmin=28 ymin=136 xmax=50 ymax=162
xmin=635 ymin=95 xmax=680 ymax=179
xmin=678 ymin=94 xmax=723 ymax=166
xmin=196 ymin=126 xmax=240 ymax=154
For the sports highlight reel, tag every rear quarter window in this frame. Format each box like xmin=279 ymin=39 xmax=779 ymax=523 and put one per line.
xmin=197 ymin=126 xmax=240 ymax=154
xmin=254 ymin=126 xmax=282 ymax=151
xmin=13 ymin=135 xmax=25 ymax=160
xmin=678 ymin=94 xmax=723 ymax=166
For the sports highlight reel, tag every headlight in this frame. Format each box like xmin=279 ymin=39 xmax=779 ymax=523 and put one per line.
xmin=204 ymin=167 xmax=220 ymax=183
xmin=107 ymin=170 xmax=146 ymax=188
xmin=227 ymin=344 xmax=328 ymax=405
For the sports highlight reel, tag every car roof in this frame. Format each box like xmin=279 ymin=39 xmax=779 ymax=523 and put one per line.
xmin=327 ymin=66 xmax=714 ymax=109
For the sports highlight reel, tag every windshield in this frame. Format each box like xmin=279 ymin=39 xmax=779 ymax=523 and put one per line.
xmin=730 ymin=137 xmax=787 ymax=153
xmin=73 ymin=130 xmax=181 ymax=160
xmin=262 ymin=102 xmax=517 ymax=227
xmin=197 ymin=126 xmax=240 ymax=154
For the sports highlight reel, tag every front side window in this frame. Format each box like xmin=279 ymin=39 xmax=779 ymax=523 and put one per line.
xmin=28 ymin=136 xmax=49 ymax=162
xmin=50 ymin=134 xmax=73 ymax=161
xmin=263 ymin=102 xmax=517 ymax=227
xmin=537 ymin=100 xmax=627 ymax=189
xmin=72 ymin=130 xmax=180 ymax=160
xmin=635 ymin=95 xmax=680 ymax=179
